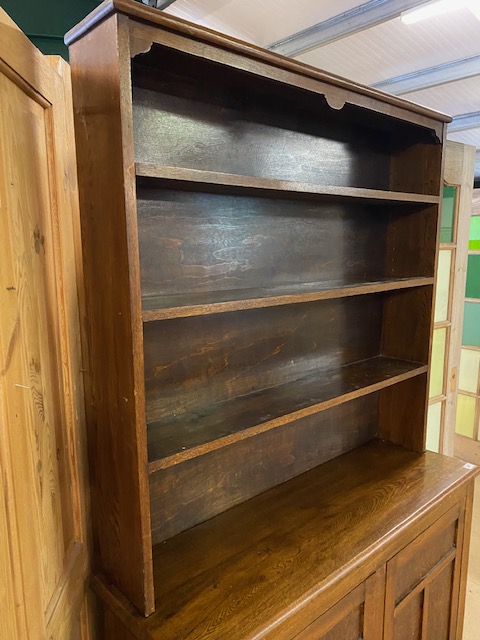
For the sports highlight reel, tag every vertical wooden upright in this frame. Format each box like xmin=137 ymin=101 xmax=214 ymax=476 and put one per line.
xmin=68 ymin=11 xmax=155 ymax=616
xmin=426 ymin=141 xmax=476 ymax=455
xmin=0 ymin=8 xmax=92 ymax=640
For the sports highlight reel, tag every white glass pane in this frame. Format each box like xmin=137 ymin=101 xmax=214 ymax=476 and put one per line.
xmin=429 ymin=328 xmax=447 ymax=398
xmin=434 ymin=249 xmax=452 ymax=323
xmin=426 ymin=402 xmax=442 ymax=453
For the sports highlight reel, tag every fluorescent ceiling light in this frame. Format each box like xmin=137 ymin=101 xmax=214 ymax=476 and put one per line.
xmin=401 ymin=0 xmax=467 ymax=24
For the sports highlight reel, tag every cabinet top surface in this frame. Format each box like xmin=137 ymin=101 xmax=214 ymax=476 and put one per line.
xmin=115 ymin=441 xmax=477 ymax=640
xmin=65 ymin=0 xmax=450 ymax=125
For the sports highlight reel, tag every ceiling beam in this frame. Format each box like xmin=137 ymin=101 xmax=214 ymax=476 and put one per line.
xmin=267 ymin=0 xmax=431 ymax=58
xmin=449 ymin=112 xmax=480 ymax=133
xmin=372 ymin=55 xmax=480 ymax=95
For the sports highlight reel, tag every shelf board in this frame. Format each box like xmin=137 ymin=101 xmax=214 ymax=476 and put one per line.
xmin=142 ymin=277 xmax=433 ymax=321
xmin=147 ymin=356 xmax=427 ymax=472
xmin=97 ymin=442 xmax=477 ymax=640
xmin=136 ymin=163 xmax=440 ymax=204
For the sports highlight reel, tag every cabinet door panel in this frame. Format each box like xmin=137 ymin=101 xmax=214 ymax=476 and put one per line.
xmin=425 ymin=561 xmax=455 ymax=640
xmin=393 ymin=591 xmax=423 ymax=640
xmin=294 ymin=585 xmax=364 ymax=640
xmin=294 ymin=570 xmax=384 ymax=640
xmin=393 ymin=511 xmax=457 ymax=603
xmin=321 ymin=609 xmax=362 ymax=640
xmin=385 ymin=504 xmax=464 ymax=640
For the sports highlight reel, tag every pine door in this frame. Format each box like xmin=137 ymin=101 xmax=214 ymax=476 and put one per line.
xmin=427 ymin=141 xmax=476 ymax=455
xmin=0 ymin=8 xmax=91 ymax=640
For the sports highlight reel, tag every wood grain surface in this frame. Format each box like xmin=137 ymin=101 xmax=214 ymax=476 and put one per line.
xmin=136 ymin=164 xmax=441 ymax=204
xmin=66 ymin=1 xmax=450 ymax=136
xmin=64 ymin=3 xmax=458 ymax=636
xmin=136 ymin=187 xmax=437 ymax=305
xmin=149 ymin=395 xmax=379 ymax=542
xmin=143 ymin=295 xmax=382 ymax=423
xmin=0 ymin=12 xmax=91 ymax=638
xmin=132 ymin=82 xmax=389 ymax=190
xmin=105 ymin=441 xmax=476 ymax=640
xmin=142 ymin=277 xmax=434 ymax=321
xmin=68 ymin=13 xmax=154 ymax=615
xmin=147 ymin=356 xmax=426 ymax=468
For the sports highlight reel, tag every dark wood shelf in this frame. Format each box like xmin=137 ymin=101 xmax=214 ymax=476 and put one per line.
xmin=142 ymin=277 xmax=434 ymax=321
xmin=136 ymin=163 xmax=440 ymax=204
xmin=147 ymin=356 xmax=427 ymax=471
xmin=94 ymin=442 xmax=476 ymax=640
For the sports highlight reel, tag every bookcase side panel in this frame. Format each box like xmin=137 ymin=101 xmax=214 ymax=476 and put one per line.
xmin=69 ymin=14 xmax=154 ymax=615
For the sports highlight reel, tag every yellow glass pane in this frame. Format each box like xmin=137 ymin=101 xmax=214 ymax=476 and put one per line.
xmin=455 ymin=394 xmax=476 ymax=438
xmin=426 ymin=402 xmax=442 ymax=453
xmin=459 ymin=348 xmax=480 ymax=393
xmin=434 ymin=250 xmax=452 ymax=323
xmin=429 ymin=328 xmax=446 ymax=398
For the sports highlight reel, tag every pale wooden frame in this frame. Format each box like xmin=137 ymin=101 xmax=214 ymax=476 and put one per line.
xmin=440 ymin=141 xmax=476 ymax=455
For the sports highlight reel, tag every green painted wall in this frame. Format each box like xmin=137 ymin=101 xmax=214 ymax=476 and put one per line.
xmin=1 ymin=0 xmax=103 ymax=59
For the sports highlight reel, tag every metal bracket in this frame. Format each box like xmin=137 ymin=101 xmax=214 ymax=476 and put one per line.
xmin=136 ymin=0 xmax=178 ymax=9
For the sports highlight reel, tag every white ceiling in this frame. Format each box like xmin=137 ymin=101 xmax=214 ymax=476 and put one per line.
xmin=297 ymin=8 xmax=480 ymax=86
xmin=164 ymin=0 xmax=363 ymax=46
xmin=165 ymin=0 xmax=480 ymax=178
xmin=404 ymin=76 xmax=480 ymax=115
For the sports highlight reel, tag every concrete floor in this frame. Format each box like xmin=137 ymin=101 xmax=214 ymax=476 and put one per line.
xmin=463 ymin=476 xmax=480 ymax=640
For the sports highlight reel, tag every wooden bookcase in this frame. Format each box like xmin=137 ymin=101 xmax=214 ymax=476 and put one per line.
xmin=66 ymin=2 xmax=478 ymax=638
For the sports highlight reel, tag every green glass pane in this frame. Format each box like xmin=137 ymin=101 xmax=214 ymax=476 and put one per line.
xmin=426 ymin=402 xmax=442 ymax=453
xmin=434 ymin=250 xmax=452 ymax=322
xmin=469 ymin=216 xmax=480 ymax=250
xmin=462 ymin=302 xmax=480 ymax=348
xmin=455 ymin=394 xmax=476 ymax=438
xmin=459 ymin=348 xmax=480 ymax=393
xmin=429 ymin=327 xmax=446 ymax=397
xmin=466 ymin=254 xmax=480 ymax=299
xmin=441 ymin=185 xmax=456 ymax=243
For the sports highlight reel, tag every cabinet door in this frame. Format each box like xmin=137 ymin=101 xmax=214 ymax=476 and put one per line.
xmin=384 ymin=505 xmax=465 ymax=640
xmin=0 ymin=7 xmax=91 ymax=640
xmin=294 ymin=570 xmax=384 ymax=640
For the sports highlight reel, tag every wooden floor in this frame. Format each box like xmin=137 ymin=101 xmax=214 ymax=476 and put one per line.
xmin=463 ymin=476 xmax=480 ymax=640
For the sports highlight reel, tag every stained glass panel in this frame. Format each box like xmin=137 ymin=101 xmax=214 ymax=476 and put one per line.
xmin=434 ymin=250 xmax=452 ymax=322
xmin=426 ymin=402 xmax=442 ymax=453
xmin=429 ymin=328 xmax=446 ymax=397
xmin=455 ymin=394 xmax=476 ymax=438
xmin=462 ymin=302 xmax=480 ymax=348
xmin=459 ymin=348 xmax=480 ymax=394
xmin=466 ymin=254 xmax=480 ymax=299
xmin=441 ymin=186 xmax=456 ymax=243
xmin=469 ymin=216 xmax=480 ymax=250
